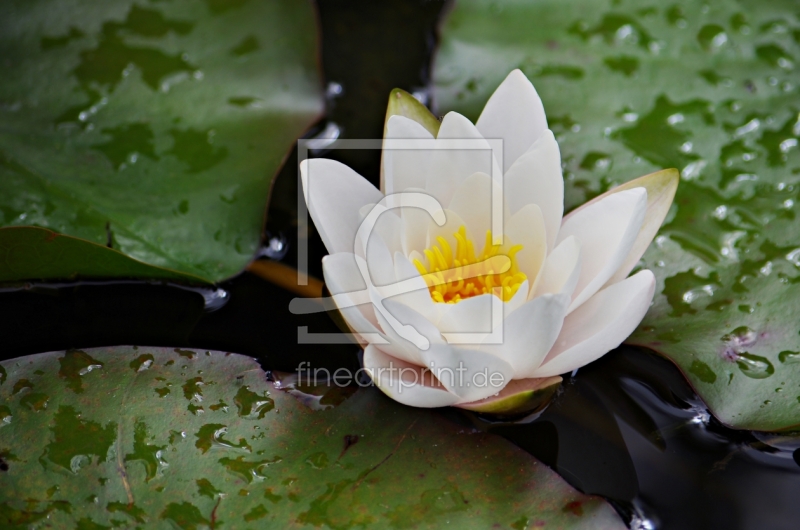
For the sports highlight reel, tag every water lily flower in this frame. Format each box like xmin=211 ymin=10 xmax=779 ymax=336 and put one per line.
xmin=300 ymin=69 xmax=677 ymax=411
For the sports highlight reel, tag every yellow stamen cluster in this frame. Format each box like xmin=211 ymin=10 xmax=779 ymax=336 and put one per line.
xmin=413 ymin=226 xmax=527 ymax=304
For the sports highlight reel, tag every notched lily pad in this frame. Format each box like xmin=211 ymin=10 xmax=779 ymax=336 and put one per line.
xmin=0 ymin=346 xmax=624 ymax=528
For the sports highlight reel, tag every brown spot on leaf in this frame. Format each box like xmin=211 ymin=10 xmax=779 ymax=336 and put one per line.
xmin=563 ymin=500 xmax=584 ymax=516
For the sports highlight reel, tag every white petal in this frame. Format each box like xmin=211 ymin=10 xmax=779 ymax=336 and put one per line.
xmin=420 ymin=344 xmax=515 ymax=403
xmin=398 ymin=187 xmax=440 ymax=258
xmin=389 ymin=252 xmax=442 ymax=324
xmin=564 ymin=169 xmax=679 ymax=285
xmin=435 ymin=280 xmax=529 ymax=340
xmin=437 ymin=293 xmax=496 ymax=337
xmin=364 ymin=344 xmax=459 ymax=408
xmin=476 ymin=69 xmax=548 ymax=172
xmin=504 ymin=279 xmax=529 ymax=316
xmin=383 ymin=115 xmax=434 ymax=195
xmin=505 ymin=204 xmax=547 ymax=292
xmin=364 ymin=231 xmax=395 ymax=288
xmin=301 ymin=158 xmax=384 ymax=254
xmin=557 ymin=187 xmax=647 ymax=313
xmin=322 ymin=253 xmax=383 ymax=339
xmin=370 ymin=293 xmax=445 ymax=365
xmin=357 ymin=203 xmax=404 ymax=257
xmin=533 ymin=236 xmax=581 ymax=299
xmin=503 ymin=130 xmax=564 ymax=250
xmin=426 ymin=112 xmax=501 ymax=208
xmin=481 ymin=293 xmax=570 ymax=378
xmin=447 ymin=172 xmax=505 ymax=251
xmin=531 ymin=270 xmax=656 ymax=377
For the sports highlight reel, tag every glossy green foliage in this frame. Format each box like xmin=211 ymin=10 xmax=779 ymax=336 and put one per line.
xmin=435 ymin=0 xmax=800 ymax=430
xmin=0 ymin=0 xmax=323 ymax=283
xmin=0 ymin=347 xmax=624 ymax=529
xmin=0 ymin=227 xmax=209 ymax=284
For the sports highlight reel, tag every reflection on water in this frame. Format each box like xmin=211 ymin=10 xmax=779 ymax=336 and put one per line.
xmin=463 ymin=346 xmax=800 ymax=530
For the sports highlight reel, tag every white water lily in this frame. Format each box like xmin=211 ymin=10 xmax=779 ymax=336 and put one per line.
xmin=300 ymin=69 xmax=677 ymax=410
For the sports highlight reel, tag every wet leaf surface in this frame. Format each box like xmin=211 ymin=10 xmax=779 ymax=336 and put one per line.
xmin=434 ymin=0 xmax=800 ymax=431
xmin=0 ymin=346 xmax=624 ymax=529
xmin=0 ymin=0 xmax=323 ymax=283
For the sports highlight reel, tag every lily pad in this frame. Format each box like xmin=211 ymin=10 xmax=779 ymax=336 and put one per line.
xmin=0 ymin=346 xmax=624 ymax=529
xmin=434 ymin=0 xmax=800 ymax=430
xmin=0 ymin=226 xmax=210 ymax=284
xmin=0 ymin=0 xmax=323 ymax=283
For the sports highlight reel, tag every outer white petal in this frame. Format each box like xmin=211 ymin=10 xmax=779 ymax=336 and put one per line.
xmin=364 ymin=232 xmax=395 ymax=288
xmin=533 ymin=236 xmax=581 ymax=299
xmin=476 ymin=69 xmax=548 ymax=172
xmin=358 ymin=203 xmax=404 ymax=257
xmin=503 ymin=130 xmax=564 ymax=250
xmin=531 ymin=270 xmax=656 ymax=378
xmin=322 ymin=253 xmax=384 ymax=339
xmin=383 ymin=115 xmax=434 ymax=195
xmin=563 ymin=169 xmax=679 ymax=285
xmin=505 ymin=203 xmax=547 ymax=293
xmin=420 ymin=344 xmax=515 ymax=404
xmin=364 ymin=344 xmax=459 ymax=408
xmin=369 ymin=292 xmax=445 ymax=366
xmin=557 ymin=187 xmax=647 ymax=313
xmin=301 ymin=158 xmax=384 ymax=254
xmin=481 ymin=293 xmax=570 ymax=378
xmin=426 ymin=112 xmax=501 ymax=208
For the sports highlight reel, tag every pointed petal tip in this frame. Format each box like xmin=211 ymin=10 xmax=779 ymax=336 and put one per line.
xmin=384 ymin=88 xmax=441 ymax=138
xmin=633 ymin=267 xmax=657 ymax=290
xmin=505 ymin=67 xmax=534 ymax=86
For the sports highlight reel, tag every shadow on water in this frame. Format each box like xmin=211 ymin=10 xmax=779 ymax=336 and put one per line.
xmin=463 ymin=346 xmax=800 ymax=530
xmin=1 ymin=1 xmax=800 ymax=529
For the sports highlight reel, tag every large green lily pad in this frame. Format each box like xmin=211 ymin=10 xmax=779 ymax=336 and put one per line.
xmin=0 ymin=0 xmax=322 ymax=283
xmin=0 ymin=226 xmax=210 ymax=284
xmin=0 ymin=346 xmax=624 ymax=529
xmin=434 ymin=0 xmax=800 ymax=430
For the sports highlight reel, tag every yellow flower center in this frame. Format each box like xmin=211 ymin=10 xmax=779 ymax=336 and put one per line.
xmin=413 ymin=226 xmax=527 ymax=304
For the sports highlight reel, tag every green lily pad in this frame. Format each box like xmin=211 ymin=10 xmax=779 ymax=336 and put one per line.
xmin=0 ymin=226 xmax=210 ymax=284
xmin=434 ymin=0 xmax=800 ymax=430
xmin=0 ymin=347 xmax=624 ymax=529
xmin=0 ymin=0 xmax=322 ymax=283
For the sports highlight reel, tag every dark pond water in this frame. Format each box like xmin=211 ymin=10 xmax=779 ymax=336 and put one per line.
xmin=2 ymin=1 xmax=800 ymax=528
